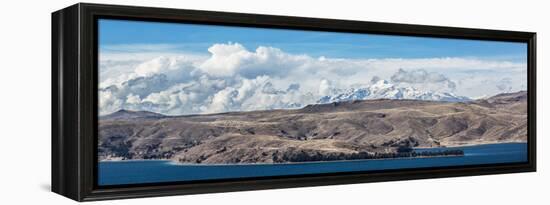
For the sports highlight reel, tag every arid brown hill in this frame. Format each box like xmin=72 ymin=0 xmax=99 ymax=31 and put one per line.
xmin=98 ymin=91 xmax=527 ymax=164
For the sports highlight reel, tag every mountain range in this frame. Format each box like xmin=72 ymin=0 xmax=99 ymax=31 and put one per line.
xmin=98 ymin=90 xmax=527 ymax=164
xmin=318 ymin=80 xmax=470 ymax=104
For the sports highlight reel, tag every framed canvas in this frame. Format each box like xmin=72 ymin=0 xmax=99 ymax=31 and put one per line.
xmin=52 ymin=3 xmax=536 ymax=201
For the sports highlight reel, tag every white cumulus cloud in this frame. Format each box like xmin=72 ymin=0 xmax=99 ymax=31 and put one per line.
xmin=99 ymin=42 xmax=527 ymax=116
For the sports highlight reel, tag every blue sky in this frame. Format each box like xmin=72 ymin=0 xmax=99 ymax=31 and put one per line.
xmin=99 ymin=19 xmax=526 ymax=60
xmin=98 ymin=19 xmax=527 ymax=115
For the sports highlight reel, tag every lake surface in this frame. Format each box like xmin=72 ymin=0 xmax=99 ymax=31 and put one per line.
xmin=98 ymin=142 xmax=527 ymax=186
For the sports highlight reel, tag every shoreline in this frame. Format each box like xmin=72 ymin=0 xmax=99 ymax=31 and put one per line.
xmin=169 ymin=154 xmax=465 ymax=166
xmin=414 ymin=141 xmax=527 ymax=149
xmin=100 ymin=154 xmax=465 ymax=166
xmin=99 ymin=158 xmax=171 ymax=162
xmin=98 ymin=142 xmax=527 ymax=166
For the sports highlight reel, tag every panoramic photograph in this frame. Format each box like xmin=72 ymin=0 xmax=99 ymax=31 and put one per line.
xmin=97 ymin=19 xmax=528 ymax=186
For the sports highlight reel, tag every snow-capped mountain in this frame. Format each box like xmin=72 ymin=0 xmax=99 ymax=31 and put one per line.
xmin=317 ymin=80 xmax=470 ymax=104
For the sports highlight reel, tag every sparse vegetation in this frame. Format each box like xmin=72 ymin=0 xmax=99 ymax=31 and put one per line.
xmin=99 ymin=91 xmax=526 ymax=164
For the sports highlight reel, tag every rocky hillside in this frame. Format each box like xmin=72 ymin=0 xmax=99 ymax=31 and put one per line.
xmin=98 ymin=91 xmax=527 ymax=164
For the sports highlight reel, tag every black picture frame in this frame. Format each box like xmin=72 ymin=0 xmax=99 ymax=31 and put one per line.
xmin=52 ymin=3 xmax=536 ymax=201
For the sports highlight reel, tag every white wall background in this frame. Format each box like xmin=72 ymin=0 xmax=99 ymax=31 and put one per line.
xmin=0 ymin=0 xmax=546 ymax=204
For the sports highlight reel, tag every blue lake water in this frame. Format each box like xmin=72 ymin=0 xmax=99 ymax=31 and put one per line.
xmin=98 ymin=142 xmax=527 ymax=186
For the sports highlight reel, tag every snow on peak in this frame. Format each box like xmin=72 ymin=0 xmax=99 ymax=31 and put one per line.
xmin=371 ymin=79 xmax=392 ymax=90
xmin=317 ymin=80 xmax=469 ymax=104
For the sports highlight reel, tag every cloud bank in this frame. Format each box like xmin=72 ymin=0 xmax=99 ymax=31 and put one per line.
xmin=99 ymin=42 xmax=527 ymax=115
xmin=390 ymin=68 xmax=456 ymax=90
